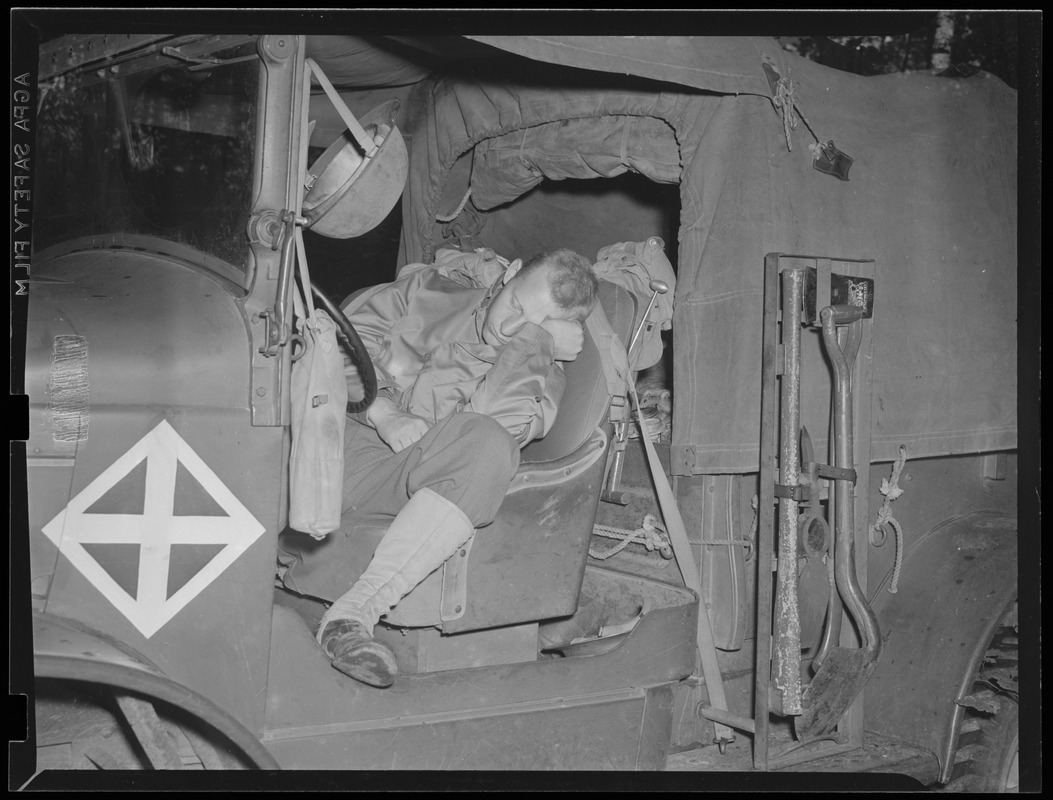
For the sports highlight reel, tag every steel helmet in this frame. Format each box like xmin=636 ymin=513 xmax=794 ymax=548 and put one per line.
xmin=302 ymin=99 xmax=408 ymax=239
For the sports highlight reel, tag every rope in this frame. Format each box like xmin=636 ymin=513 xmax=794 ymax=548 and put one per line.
xmin=435 ymin=187 xmax=472 ymax=223
xmin=701 ymin=538 xmax=754 ymax=547
xmin=590 ymin=515 xmax=672 ymax=560
xmin=705 ymin=495 xmax=758 ymax=560
xmin=871 ymin=445 xmax=909 ymax=594
xmin=772 ymin=78 xmax=799 ymax=151
xmin=747 ymin=493 xmax=759 ymax=558
xmin=594 ymin=497 xmax=756 ymax=560
xmin=693 ymin=495 xmax=759 ymax=558
xmin=772 ymin=77 xmax=824 ymax=155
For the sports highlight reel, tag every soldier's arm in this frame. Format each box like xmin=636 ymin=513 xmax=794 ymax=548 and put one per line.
xmin=466 ymin=323 xmax=566 ymax=447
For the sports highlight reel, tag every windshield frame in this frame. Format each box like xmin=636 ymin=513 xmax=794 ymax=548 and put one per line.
xmin=32 ymin=33 xmax=310 ymax=427
xmin=35 ymin=33 xmax=265 ymax=291
xmin=38 ymin=34 xmax=259 ymax=85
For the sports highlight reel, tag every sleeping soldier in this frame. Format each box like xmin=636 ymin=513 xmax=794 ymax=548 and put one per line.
xmin=308 ymin=249 xmax=599 ymax=688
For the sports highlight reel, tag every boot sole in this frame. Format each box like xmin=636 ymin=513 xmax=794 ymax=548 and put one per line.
xmin=331 ymin=647 xmax=398 ymax=688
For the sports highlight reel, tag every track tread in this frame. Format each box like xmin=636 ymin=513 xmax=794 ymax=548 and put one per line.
xmin=942 ymin=611 xmax=1019 ymax=793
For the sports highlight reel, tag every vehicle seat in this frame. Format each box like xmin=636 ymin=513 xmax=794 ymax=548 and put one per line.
xmin=281 ymin=279 xmax=638 ymax=634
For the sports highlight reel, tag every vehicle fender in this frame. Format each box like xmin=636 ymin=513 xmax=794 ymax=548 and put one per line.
xmin=32 ymin=611 xmax=279 ymax=769
xmin=863 ymin=511 xmax=1017 ymax=781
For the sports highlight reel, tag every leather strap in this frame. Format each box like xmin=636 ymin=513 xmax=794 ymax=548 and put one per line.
xmin=626 ymin=375 xmax=735 ymax=743
xmin=305 ymin=58 xmax=378 ymax=158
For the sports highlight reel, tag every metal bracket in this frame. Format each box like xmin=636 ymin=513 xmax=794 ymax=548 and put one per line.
xmin=511 ymin=429 xmax=608 ymax=493
xmin=246 ymin=209 xmax=284 ymax=248
xmin=814 ymin=259 xmax=832 ymax=327
xmin=256 ymin=209 xmax=303 ymax=357
xmin=774 ymin=483 xmax=809 ymax=502
xmin=802 ymin=266 xmax=875 ymax=324
xmin=982 ymin=452 xmax=1007 ymax=481
xmin=440 ymin=534 xmax=474 ymax=622
xmin=810 ymin=462 xmax=858 ymax=483
xmin=601 ymin=419 xmax=631 ymax=505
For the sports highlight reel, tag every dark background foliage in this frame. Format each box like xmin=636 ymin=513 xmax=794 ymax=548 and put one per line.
xmin=776 ymin=11 xmax=1023 ymax=89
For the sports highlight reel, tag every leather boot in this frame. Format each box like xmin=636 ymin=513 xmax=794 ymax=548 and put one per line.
xmin=317 ymin=488 xmax=476 ymax=684
xmin=318 ymin=619 xmax=398 ymax=688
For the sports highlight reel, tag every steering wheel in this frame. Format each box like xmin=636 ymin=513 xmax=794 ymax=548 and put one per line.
xmin=309 ymin=284 xmax=378 ymax=414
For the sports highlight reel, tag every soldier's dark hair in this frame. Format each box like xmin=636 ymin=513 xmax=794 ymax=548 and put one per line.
xmin=519 ymin=249 xmax=599 ymax=320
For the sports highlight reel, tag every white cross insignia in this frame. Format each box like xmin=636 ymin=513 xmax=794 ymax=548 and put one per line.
xmin=42 ymin=420 xmax=266 ymax=638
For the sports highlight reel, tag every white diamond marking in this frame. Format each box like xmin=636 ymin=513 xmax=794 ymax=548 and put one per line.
xmin=42 ymin=420 xmax=266 ymax=638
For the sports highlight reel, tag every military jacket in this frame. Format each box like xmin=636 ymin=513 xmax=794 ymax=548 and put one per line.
xmin=345 ymin=267 xmax=564 ymax=448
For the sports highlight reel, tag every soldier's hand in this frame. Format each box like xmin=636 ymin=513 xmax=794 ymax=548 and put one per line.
xmin=367 ymin=397 xmax=432 ymax=453
xmin=343 ymin=355 xmax=366 ymax=403
xmin=377 ymin=412 xmax=432 ymax=453
xmin=540 ymin=318 xmax=585 ymax=362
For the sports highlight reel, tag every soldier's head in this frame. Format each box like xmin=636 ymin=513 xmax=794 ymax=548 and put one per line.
xmin=482 ymin=249 xmax=599 ymax=347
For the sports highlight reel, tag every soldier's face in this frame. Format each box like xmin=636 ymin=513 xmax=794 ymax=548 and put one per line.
xmin=482 ymin=264 xmax=583 ymax=347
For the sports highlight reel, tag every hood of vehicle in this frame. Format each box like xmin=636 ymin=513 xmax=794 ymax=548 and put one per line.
xmin=26 ymin=245 xmax=252 ymax=442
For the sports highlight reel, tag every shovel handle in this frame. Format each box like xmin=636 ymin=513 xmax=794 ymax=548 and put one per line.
xmin=820 ymin=309 xmax=881 ymax=661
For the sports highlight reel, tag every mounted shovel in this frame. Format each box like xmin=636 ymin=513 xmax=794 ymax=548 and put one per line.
xmin=795 ymin=305 xmax=882 ymax=739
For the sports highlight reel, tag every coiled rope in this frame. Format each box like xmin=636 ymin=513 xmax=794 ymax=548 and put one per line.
xmin=592 ymin=498 xmax=758 ymax=562
xmin=591 ymin=515 xmax=673 ymax=560
xmin=871 ymin=445 xmax=909 ymax=593
xmin=772 ymin=77 xmax=825 ymax=157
